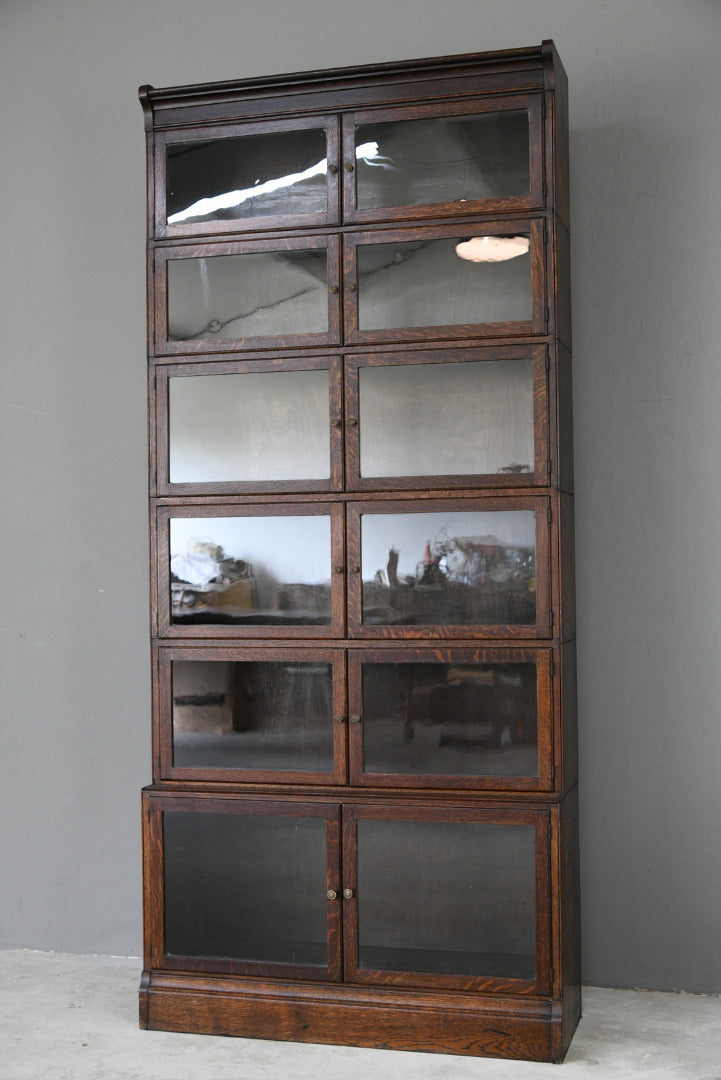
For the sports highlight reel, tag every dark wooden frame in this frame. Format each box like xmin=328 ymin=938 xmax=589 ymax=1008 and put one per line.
xmin=342 ymin=93 xmax=545 ymax=224
xmin=347 ymin=645 xmax=554 ymax=791
xmin=344 ymin=344 xmax=549 ymax=491
xmin=343 ymin=218 xmax=546 ymax=345
xmin=153 ymin=354 xmax=344 ymax=497
xmin=154 ymin=234 xmax=342 ymax=355
xmin=155 ymin=114 xmax=341 ymax=239
xmin=346 ymin=495 xmax=551 ymax=639
xmin=152 ymin=500 xmax=345 ymax=639
xmin=341 ymin=801 xmax=552 ymax=995
xmin=141 ymin=41 xmax=578 ymax=1064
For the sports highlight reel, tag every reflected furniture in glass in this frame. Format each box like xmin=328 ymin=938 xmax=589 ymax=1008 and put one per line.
xmin=140 ymin=42 xmax=578 ymax=1064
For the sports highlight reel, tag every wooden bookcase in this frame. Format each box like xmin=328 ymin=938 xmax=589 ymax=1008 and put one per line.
xmin=139 ymin=41 xmax=579 ymax=1062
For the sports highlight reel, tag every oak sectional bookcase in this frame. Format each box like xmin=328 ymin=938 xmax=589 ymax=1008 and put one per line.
xmin=139 ymin=40 xmax=579 ymax=1063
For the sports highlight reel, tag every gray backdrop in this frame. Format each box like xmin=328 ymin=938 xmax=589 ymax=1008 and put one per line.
xmin=1 ymin=0 xmax=720 ymax=994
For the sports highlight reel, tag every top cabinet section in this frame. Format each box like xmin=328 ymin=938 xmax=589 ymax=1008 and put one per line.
xmin=142 ymin=43 xmax=570 ymax=239
xmin=150 ymin=94 xmax=547 ymax=240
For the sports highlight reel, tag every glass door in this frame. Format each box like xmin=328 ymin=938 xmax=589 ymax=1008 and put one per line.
xmin=156 ymin=646 xmax=346 ymax=784
xmin=343 ymin=94 xmax=543 ymax=224
xmin=154 ymin=502 xmax=344 ymax=638
xmin=145 ymin=793 xmax=342 ymax=980
xmin=155 ymin=235 xmax=341 ymax=355
xmin=346 ymin=497 xmax=550 ymax=638
xmin=154 ymin=356 xmax=343 ymax=495
xmin=342 ymin=803 xmax=551 ymax=993
xmin=347 ymin=647 xmax=553 ymax=790
xmin=344 ymin=346 xmax=548 ymax=490
xmin=156 ymin=115 xmax=341 ymax=238
xmin=343 ymin=220 xmax=544 ymax=345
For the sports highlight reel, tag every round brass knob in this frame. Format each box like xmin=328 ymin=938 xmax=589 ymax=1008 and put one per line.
xmin=331 ymin=418 xmax=342 ymax=428
xmin=350 ymin=565 xmax=360 ymax=574
xmin=343 ymin=888 xmax=354 ymax=899
xmin=350 ymin=714 xmax=361 ymax=724
xmin=333 ymin=566 xmax=344 ymax=574
xmin=347 ymin=417 xmax=358 ymax=427
xmin=327 ymin=889 xmax=337 ymax=900
xmin=328 ymin=163 xmax=338 ymax=175
xmin=328 ymin=284 xmax=339 ymax=294
xmin=334 ymin=714 xmax=344 ymax=724
xmin=345 ymin=162 xmax=354 ymax=172
xmin=347 ymin=282 xmax=357 ymax=292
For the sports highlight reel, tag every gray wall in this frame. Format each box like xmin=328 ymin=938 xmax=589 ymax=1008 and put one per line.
xmin=1 ymin=0 xmax=720 ymax=993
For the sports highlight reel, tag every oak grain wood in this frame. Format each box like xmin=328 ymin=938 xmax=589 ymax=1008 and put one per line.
xmin=141 ymin=42 xmax=577 ymax=1063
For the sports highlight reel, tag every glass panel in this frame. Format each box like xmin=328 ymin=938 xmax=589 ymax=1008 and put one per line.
xmin=172 ymin=659 xmax=334 ymax=773
xmin=169 ymin=515 xmax=332 ymax=626
xmin=357 ymin=818 xmax=536 ymax=979
xmin=362 ymin=661 xmax=538 ymax=778
xmin=355 ymin=110 xmax=529 ymax=209
xmin=167 ymin=248 xmax=328 ymax=342
xmin=166 ymin=128 xmax=328 ymax=225
xmin=357 ymin=234 xmax=531 ymax=331
xmin=164 ymin=811 xmax=328 ymax=965
xmin=358 ymin=358 xmax=533 ymax=478
xmin=361 ymin=509 xmax=536 ymax=627
xmin=168 ymin=369 xmax=330 ymax=484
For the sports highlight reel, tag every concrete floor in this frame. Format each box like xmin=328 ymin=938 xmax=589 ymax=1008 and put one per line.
xmin=1 ymin=950 xmax=720 ymax=1080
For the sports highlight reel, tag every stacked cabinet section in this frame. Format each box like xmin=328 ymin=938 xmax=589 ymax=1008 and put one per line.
xmin=140 ymin=41 xmax=579 ymax=1063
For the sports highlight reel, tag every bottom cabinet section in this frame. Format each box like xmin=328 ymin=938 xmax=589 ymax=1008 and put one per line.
xmin=142 ymin=791 xmax=578 ymax=1060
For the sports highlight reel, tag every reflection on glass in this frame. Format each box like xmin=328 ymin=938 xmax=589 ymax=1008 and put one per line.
xmin=169 ymin=515 xmax=332 ymax=625
xmin=358 ymin=358 xmax=533 ymax=478
xmin=362 ymin=661 xmax=537 ymax=778
xmin=357 ymin=818 xmax=536 ymax=978
xmin=357 ymin=235 xmax=531 ymax=332
xmin=361 ymin=509 xmax=536 ymax=627
xmin=167 ymin=249 xmax=328 ymax=342
xmin=172 ymin=659 xmax=334 ymax=773
xmin=355 ymin=111 xmax=529 ymax=209
xmin=164 ymin=811 xmax=328 ymax=965
xmin=166 ymin=129 xmax=328 ymax=225
xmin=169 ymin=369 xmax=330 ymax=484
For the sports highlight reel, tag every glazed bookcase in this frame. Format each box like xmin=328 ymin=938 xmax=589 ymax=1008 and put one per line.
xmin=139 ymin=40 xmax=579 ymax=1063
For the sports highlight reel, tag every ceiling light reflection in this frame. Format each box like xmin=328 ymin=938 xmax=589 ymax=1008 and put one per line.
xmin=455 ymin=236 xmax=530 ymax=262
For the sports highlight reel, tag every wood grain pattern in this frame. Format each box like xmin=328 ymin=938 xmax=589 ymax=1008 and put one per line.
xmin=142 ymin=975 xmax=555 ymax=1059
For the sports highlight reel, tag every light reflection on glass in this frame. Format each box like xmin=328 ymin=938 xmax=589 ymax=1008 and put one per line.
xmin=360 ymin=509 xmax=537 ymax=627
xmin=361 ymin=660 xmax=538 ymax=778
xmin=169 ymin=515 xmax=332 ymax=626
xmin=168 ymin=141 xmax=381 ymax=224
xmin=172 ymin=659 xmax=334 ymax=773
xmin=355 ymin=111 xmax=530 ymax=210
